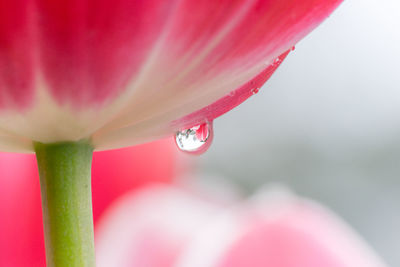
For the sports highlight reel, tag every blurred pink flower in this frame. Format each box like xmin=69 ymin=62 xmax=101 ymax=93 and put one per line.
xmin=95 ymin=184 xmax=387 ymax=267
xmin=0 ymin=0 xmax=341 ymax=152
xmin=0 ymin=139 xmax=177 ymax=267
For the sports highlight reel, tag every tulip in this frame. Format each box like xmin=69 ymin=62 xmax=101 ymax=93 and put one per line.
xmin=0 ymin=0 xmax=341 ymax=152
xmin=0 ymin=1 xmax=342 ymax=265
xmin=96 ymin=184 xmax=387 ymax=267
xmin=0 ymin=140 xmax=176 ymax=266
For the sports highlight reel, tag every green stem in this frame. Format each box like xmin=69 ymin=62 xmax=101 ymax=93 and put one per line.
xmin=34 ymin=140 xmax=95 ymax=267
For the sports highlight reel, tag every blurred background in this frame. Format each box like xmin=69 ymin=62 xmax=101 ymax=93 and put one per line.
xmin=186 ymin=0 xmax=400 ymax=266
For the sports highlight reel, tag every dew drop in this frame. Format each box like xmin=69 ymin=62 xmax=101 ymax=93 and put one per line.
xmin=251 ymin=87 xmax=260 ymax=95
xmin=175 ymin=121 xmax=213 ymax=155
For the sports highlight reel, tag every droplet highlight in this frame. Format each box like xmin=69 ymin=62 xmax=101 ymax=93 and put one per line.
xmin=251 ymin=87 xmax=260 ymax=95
xmin=175 ymin=121 xmax=213 ymax=155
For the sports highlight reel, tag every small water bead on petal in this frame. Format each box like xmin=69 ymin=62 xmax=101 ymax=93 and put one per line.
xmin=175 ymin=121 xmax=213 ymax=155
xmin=273 ymin=58 xmax=281 ymax=64
xmin=251 ymin=87 xmax=260 ymax=95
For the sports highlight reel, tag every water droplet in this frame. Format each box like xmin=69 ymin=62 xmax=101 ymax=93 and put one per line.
xmin=291 ymin=46 xmax=295 ymax=51
xmin=175 ymin=121 xmax=213 ymax=155
xmin=274 ymin=58 xmax=281 ymax=64
xmin=251 ymin=87 xmax=260 ymax=95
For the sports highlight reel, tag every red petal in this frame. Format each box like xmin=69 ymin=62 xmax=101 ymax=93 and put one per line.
xmin=0 ymin=0 xmax=35 ymax=109
xmin=36 ymin=0 xmax=178 ymax=107
xmin=172 ymin=50 xmax=289 ymax=129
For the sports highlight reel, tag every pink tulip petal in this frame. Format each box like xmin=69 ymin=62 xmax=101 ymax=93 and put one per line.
xmin=91 ymin=51 xmax=289 ymax=150
xmin=0 ymin=0 xmax=342 ymax=150
xmin=95 ymin=185 xmax=386 ymax=267
xmin=215 ymin=199 xmax=387 ymax=267
xmin=95 ymin=185 xmax=222 ymax=267
xmin=91 ymin=0 xmax=342 ymax=150
xmin=37 ymin=0 xmax=340 ymax=108
xmin=0 ymin=0 xmax=35 ymax=109
xmin=0 ymin=153 xmax=45 ymax=267
xmin=171 ymin=50 xmax=290 ymax=130
xmin=36 ymin=0 xmax=178 ymax=107
xmin=177 ymin=188 xmax=387 ymax=267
